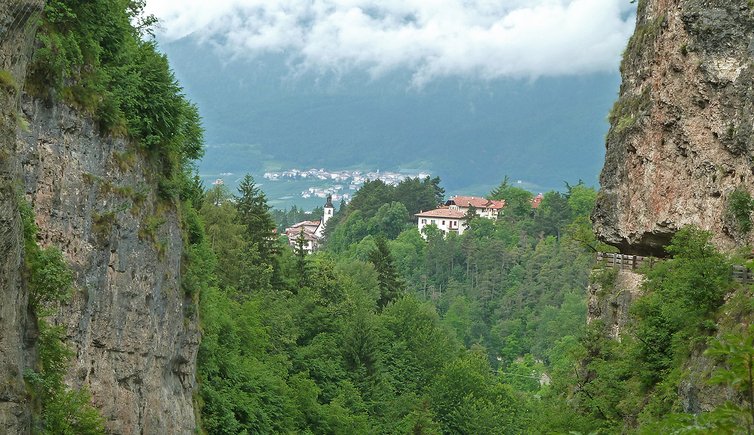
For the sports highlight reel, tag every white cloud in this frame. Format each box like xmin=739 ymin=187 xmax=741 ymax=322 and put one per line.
xmin=145 ymin=0 xmax=636 ymax=84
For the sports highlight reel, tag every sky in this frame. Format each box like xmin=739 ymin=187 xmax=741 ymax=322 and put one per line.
xmin=144 ymin=0 xmax=636 ymax=86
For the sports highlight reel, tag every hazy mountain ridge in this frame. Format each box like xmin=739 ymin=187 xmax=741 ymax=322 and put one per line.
xmin=160 ymin=36 xmax=621 ymax=203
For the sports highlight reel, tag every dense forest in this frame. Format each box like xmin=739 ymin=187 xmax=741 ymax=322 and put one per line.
xmin=193 ymin=175 xmax=754 ymax=433
xmin=19 ymin=0 xmax=754 ymax=433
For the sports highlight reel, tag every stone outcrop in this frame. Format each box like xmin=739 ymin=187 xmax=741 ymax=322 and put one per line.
xmin=586 ymin=269 xmax=643 ymax=340
xmin=593 ymin=0 xmax=754 ymax=256
xmin=0 ymin=1 xmax=44 ymax=433
xmin=17 ymin=97 xmax=200 ymax=433
xmin=590 ymin=2 xmax=754 ymax=418
xmin=0 ymin=1 xmax=200 ymax=433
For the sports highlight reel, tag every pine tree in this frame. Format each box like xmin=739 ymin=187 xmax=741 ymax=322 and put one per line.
xmin=463 ymin=204 xmax=478 ymax=229
xmin=369 ymin=238 xmax=405 ymax=309
xmin=235 ymin=174 xmax=277 ymax=262
xmin=295 ymin=229 xmax=309 ymax=289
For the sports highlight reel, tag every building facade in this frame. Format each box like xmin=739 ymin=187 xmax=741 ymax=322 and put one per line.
xmin=284 ymin=195 xmax=335 ymax=253
xmin=415 ymin=196 xmax=508 ymax=238
xmin=416 ymin=208 xmax=467 ymax=236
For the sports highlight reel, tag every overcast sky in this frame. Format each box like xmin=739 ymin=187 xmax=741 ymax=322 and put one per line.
xmin=144 ymin=0 xmax=636 ymax=85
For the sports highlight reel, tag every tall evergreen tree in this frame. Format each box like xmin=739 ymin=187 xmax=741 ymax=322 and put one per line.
xmin=235 ymin=174 xmax=277 ymax=262
xmin=369 ymin=238 xmax=405 ymax=309
xmin=463 ymin=205 xmax=478 ymax=229
xmin=295 ymin=229 xmax=310 ymax=289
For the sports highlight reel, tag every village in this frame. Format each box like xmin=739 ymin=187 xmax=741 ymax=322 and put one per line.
xmin=284 ymin=192 xmax=544 ymax=253
xmin=263 ymin=168 xmax=432 ymax=201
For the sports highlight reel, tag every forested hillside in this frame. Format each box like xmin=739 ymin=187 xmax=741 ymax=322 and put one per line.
xmin=193 ymin=174 xmax=599 ymax=432
xmin=193 ymin=173 xmax=754 ymax=434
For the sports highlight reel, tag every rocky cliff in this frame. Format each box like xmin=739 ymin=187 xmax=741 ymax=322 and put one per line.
xmin=18 ymin=97 xmax=200 ymax=434
xmin=588 ymin=0 xmax=754 ymax=420
xmin=0 ymin=1 xmax=44 ymax=433
xmin=593 ymin=0 xmax=754 ymax=256
xmin=0 ymin=2 xmax=200 ymax=433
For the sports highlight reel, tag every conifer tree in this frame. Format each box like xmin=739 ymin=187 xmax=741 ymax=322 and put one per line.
xmin=235 ymin=174 xmax=277 ymax=262
xmin=369 ymin=238 xmax=405 ymax=309
xmin=490 ymin=176 xmax=534 ymax=219
xmin=295 ymin=229 xmax=309 ymax=289
xmin=463 ymin=204 xmax=478 ymax=229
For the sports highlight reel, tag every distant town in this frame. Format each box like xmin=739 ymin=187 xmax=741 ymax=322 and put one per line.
xmin=262 ymin=168 xmax=432 ymax=202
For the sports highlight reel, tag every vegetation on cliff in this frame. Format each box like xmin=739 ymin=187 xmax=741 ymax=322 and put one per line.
xmin=29 ymin=0 xmax=203 ymax=200
xmin=20 ymin=200 xmax=105 ymax=434
xmin=568 ymin=228 xmax=754 ymax=433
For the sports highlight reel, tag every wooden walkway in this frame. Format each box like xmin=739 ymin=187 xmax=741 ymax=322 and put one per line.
xmin=596 ymin=252 xmax=754 ymax=284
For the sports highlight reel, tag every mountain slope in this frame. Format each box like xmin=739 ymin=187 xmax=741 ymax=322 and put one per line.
xmin=161 ymin=37 xmax=620 ymax=196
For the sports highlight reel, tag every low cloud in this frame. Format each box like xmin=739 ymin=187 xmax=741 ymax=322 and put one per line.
xmin=145 ymin=0 xmax=636 ymax=85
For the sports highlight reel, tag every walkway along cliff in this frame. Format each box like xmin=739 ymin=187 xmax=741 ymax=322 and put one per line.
xmin=0 ymin=2 xmax=200 ymax=433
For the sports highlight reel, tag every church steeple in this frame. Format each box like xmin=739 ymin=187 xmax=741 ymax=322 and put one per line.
xmin=323 ymin=195 xmax=335 ymax=226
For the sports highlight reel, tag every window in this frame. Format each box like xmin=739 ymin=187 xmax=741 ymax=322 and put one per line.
xmin=422 ymin=219 xmax=427 ymax=224
xmin=442 ymin=220 xmax=445 ymax=226
xmin=431 ymin=219 xmax=436 ymax=224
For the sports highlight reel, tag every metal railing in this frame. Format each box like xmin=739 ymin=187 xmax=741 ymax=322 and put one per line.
xmin=596 ymin=252 xmax=754 ymax=284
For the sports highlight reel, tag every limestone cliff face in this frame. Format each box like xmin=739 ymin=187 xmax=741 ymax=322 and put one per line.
xmin=18 ymin=97 xmax=200 ymax=434
xmin=586 ymin=269 xmax=642 ymax=340
xmin=593 ymin=0 xmax=754 ymax=255
xmin=0 ymin=1 xmax=44 ymax=433
xmin=0 ymin=1 xmax=200 ymax=433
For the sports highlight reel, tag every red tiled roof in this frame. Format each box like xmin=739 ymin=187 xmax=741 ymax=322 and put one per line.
xmin=289 ymin=220 xmax=321 ymax=229
xmin=446 ymin=196 xmax=505 ymax=210
xmin=531 ymin=193 xmax=544 ymax=209
xmin=285 ymin=226 xmax=318 ymax=241
xmin=415 ymin=207 xmax=466 ymax=219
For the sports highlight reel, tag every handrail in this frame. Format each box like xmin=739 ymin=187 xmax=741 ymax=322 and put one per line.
xmin=595 ymin=252 xmax=754 ymax=284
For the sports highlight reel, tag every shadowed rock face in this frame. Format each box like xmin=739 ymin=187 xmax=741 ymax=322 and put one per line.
xmin=0 ymin=1 xmax=44 ymax=432
xmin=593 ymin=0 xmax=754 ymax=256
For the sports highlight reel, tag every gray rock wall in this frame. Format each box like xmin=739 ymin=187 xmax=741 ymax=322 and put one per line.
xmin=18 ymin=97 xmax=200 ymax=434
xmin=0 ymin=1 xmax=200 ymax=432
xmin=0 ymin=1 xmax=43 ymax=433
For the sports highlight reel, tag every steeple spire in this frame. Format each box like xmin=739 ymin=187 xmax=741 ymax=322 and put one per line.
xmin=323 ymin=195 xmax=335 ymax=226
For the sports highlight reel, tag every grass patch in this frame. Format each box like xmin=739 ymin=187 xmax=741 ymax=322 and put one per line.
xmin=608 ymin=88 xmax=651 ymax=137
xmin=0 ymin=69 xmax=18 ymax=93
xmin=113 ymin=150 xmax=137 ymax=172
xmin=14 ymin=112 xmax=30 ymax=132
xmin=139 ymin=215 xmax=166 ymax=243
xmin=92 ymin=211 xmax=116 ymax=243
xmin=622 ymin=14 xmax=665 ymax=67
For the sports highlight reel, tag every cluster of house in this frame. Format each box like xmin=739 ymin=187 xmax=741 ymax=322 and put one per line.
xmin=284 ymin=193 xmax=544 ymax=252
xmin=417 ymin=194 xmax=543 ymax=236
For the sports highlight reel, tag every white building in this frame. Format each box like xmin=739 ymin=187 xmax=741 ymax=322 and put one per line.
xmin=416 ymin=196 xmax=506 ymax=238
xmin=284 ymin=195 xmax=335 ymax=253
xmin=416 ymin=208 xmax=467 ymax=236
